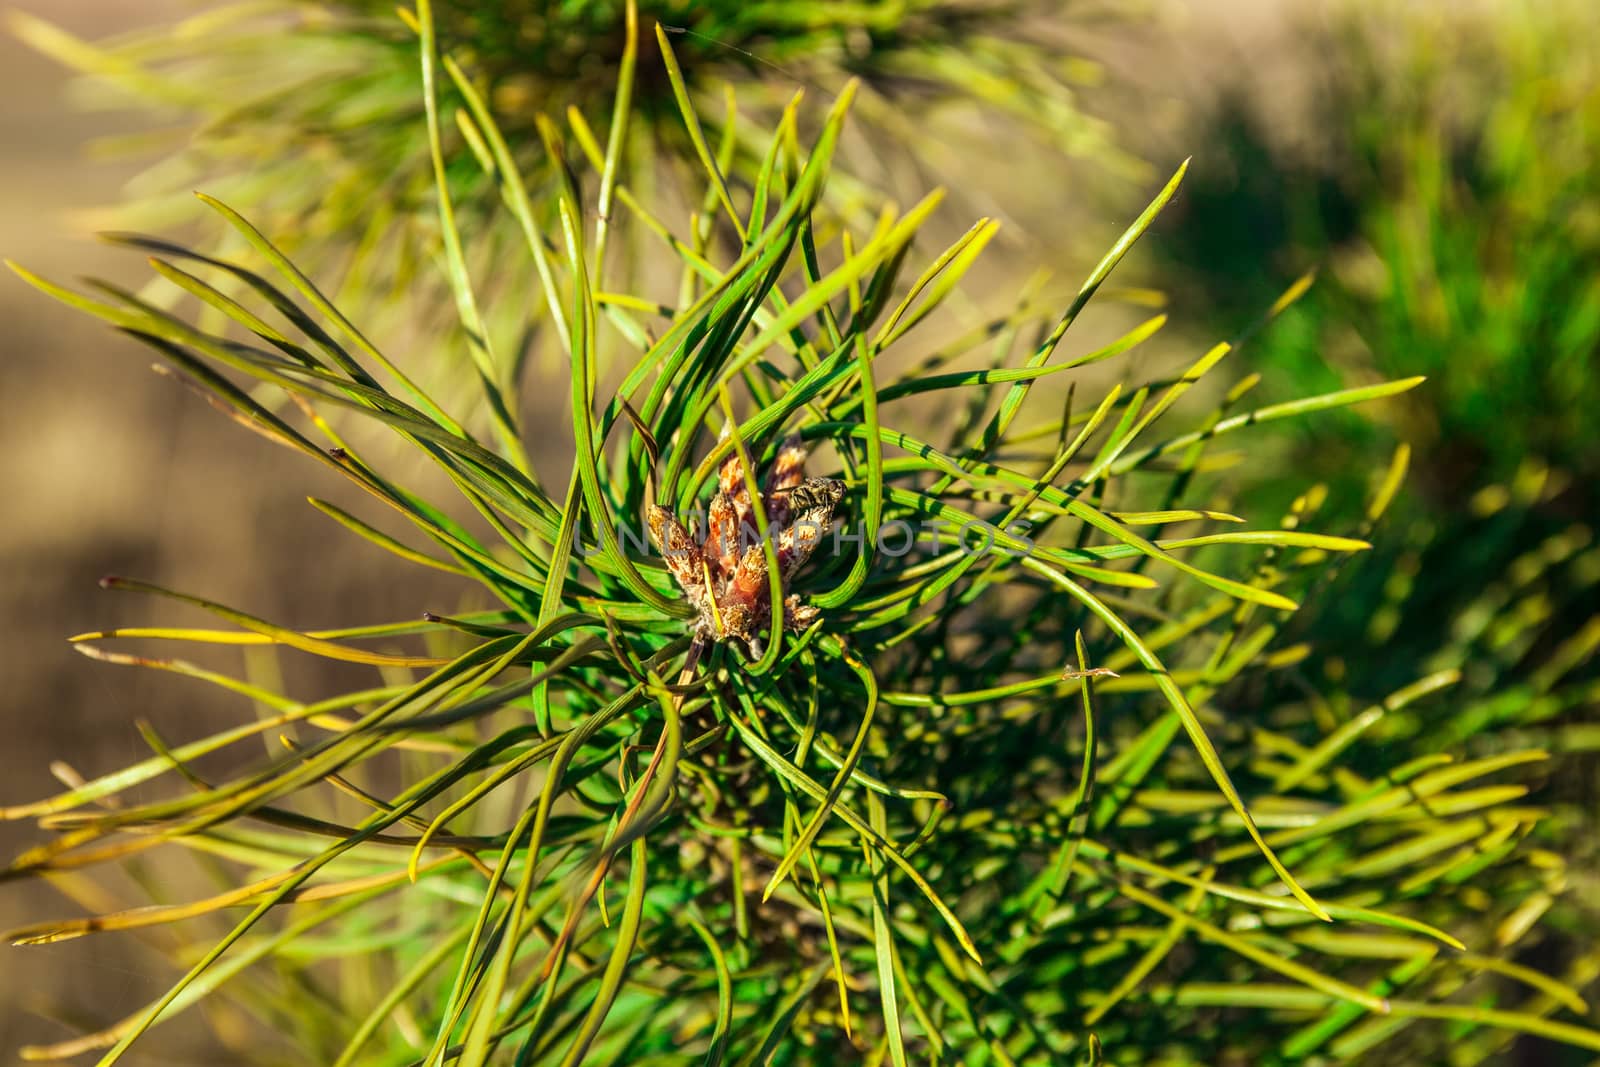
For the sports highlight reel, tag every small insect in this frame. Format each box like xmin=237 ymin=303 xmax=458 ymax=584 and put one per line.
xmin=647 ymin=434 xmax=844 ymax=655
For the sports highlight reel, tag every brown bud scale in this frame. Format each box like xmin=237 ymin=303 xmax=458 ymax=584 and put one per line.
xmin=644 ymin=438 xmax=844 ymax=654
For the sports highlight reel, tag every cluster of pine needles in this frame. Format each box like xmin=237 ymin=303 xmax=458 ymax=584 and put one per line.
xmin=4 ymin=2 xmax=1597 ymax=1064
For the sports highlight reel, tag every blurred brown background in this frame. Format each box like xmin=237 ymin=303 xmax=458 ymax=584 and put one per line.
xmin=2 ymin=3 xmax=226 ymax=1057
xmin=0 ymin=3 xmax=466 ymax=1056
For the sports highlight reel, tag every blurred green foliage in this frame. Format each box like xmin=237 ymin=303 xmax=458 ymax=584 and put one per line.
xmin=1162 ymin=0 xmax=1599 ymax=512
xmin=1159 ymin=4 xmax=1600 ymax=1059
xmin=12 ymin=0 xmax=1137 ymax=391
